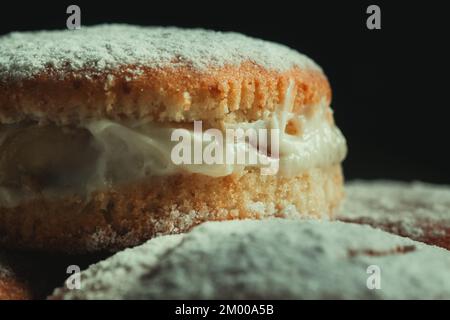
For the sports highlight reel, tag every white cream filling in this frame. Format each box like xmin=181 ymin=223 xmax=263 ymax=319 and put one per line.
xmin=84 ymin=98 xmax=346 ymax=186
xmin=225 ymin=101 xmax=347 ymax=176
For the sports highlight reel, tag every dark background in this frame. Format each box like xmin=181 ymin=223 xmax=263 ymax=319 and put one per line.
xmin=0 ymin=1 xmax=448 ymax=183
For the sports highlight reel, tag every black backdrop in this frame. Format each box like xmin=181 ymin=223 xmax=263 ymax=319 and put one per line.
xmin=0 ymin=1 xmax=448 ymax=183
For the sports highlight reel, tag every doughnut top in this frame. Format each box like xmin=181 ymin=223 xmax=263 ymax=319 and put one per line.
xmin=0 ymin=24 xmax=320 ymax=80
xmin=51 ymin=219 xmax=450 ymax=299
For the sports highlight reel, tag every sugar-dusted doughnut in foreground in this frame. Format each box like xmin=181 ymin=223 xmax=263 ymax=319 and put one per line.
xmin=0 ymin=25 xmax=346 ymax=253
xmin=50 ymin=219 xmax=450 ymax=299
xmin=338 ymin=181 xmax=450 ymax=250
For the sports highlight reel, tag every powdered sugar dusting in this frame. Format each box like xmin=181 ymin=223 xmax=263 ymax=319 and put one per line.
xmin=51 ymin=219 xmax=450 ymax=299
xmin=338 ymin=180 xmax=450 ymax=240
xmin=0 ymin=24 xmax=320 ymax=81
xmin=54 ymin=234 xmax=183 ymax=300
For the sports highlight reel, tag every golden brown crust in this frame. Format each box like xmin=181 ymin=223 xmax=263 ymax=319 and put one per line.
xmin=0 ymin=256 xmax=33 ymax=300
xmin=0 ymin=62 xmax=331 ymax=126
xmin=0 ymin=276 xmax=32 ymax=300
xmin=0 ymin=250 xmax=111 ymax=300
xmin=0 ymin=165 xmax=343 ymax=253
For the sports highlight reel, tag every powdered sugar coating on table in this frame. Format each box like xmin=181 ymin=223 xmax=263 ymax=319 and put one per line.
xmin=0 ymin=24 xmax=320 ymax=81
xmin=51 ymin=219 xmax=450 ymax=299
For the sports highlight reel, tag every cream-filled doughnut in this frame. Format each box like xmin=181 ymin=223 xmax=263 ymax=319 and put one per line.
xmin=0 ymin=25 xmax=346 ymax=252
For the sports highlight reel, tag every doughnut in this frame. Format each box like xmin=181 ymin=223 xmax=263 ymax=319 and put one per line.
xmin=338 ymin=180 xmax=450 ymax=250
xmin=0 ymin=249 xmax=111 ymax=300
xmin=50 ymin=219 xmax=450 ymax=299
xmin=0 ymin=252 xmax=33 ymax=299
xmin=0 ymin=25 xmax=346 ymax=253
